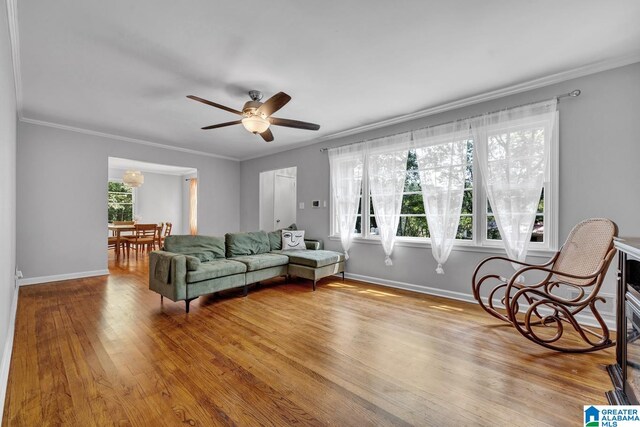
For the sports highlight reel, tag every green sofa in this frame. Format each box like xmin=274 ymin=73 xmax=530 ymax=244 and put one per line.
xmin=149 ymin=230 xmax=345 ymax=312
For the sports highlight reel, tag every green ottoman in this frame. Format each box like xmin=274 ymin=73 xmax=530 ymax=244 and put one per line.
xmin=283 ymin=250 xmax=345 ymax=290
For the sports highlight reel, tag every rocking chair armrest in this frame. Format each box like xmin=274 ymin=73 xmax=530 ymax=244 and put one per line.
xmin=473 ymin=254 xmax=558 ymax=284
xmin=510 ymin=264 xmax=602 ymax=283
xmin=503 ymin=264 xmax=604 ymax=301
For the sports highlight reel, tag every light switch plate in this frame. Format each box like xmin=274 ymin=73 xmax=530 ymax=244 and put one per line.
xmin=299 ymin=202 xmax=305 ymax=209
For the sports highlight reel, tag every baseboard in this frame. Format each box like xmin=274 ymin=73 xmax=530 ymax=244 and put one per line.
xmin=341 ymin=272 xmax=616 ymax=330
xmin=0 ymin=288 xmax=19 ymax=422
xmin=18 ymin=269 xmax=110 ymax=286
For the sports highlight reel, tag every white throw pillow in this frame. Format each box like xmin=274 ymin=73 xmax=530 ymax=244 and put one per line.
xmin=282 ymin=230 xmax=305 ymax=250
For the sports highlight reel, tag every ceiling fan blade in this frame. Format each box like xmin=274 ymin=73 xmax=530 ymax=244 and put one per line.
xmin=260 ymin=128 xmax=274 ymax=142
xmin=256 ymin=92 xmax=291 ymax=117
xmin=269 ymin=117 xmax=320 ymax=131
xmin=187 ymin=95 xmax=242 ymax=116
xmin=201 ymin=120 xmax=242 ymax=130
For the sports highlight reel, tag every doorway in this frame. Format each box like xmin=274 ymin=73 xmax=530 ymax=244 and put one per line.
xmin=107 ymin=157 xmax=197 ymax=264
xmin=259 ymin=167 xmax=297 ymax=231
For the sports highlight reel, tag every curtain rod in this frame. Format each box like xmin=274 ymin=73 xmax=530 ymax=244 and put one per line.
xmin=319 ymin=89 xmax=580 ymax=152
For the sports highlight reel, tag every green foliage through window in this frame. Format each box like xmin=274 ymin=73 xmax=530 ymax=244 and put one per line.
xmin=108 ymin=181 xmax=134 ymax=222
xmin=365 ymin=143 xmax=474 ymax=240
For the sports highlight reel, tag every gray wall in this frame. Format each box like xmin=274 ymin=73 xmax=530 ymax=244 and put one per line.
xmin=0 ymin=0 xmax=16 ymax=393
xmin=17 ymin=122 xmax=240 ymax=279
xmin=240 ymin=62 xmax=640 ymax=311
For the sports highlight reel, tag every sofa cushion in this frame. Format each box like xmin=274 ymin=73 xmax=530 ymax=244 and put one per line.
xmin=186 ymin=259 xmax=247 ymax=283
xmin=230 ymin=253 xmax=289 ymax=272
xmin=226 ymin=231 xmax=270 ymax=257
xmin=268 ymin=224 xmax=298 ymax=251
xmin=184 ymin=255 xmax=201 ymax=271
xmin=304 ymin=240 xmax=322 ymax=250
xmin=282 ymin=230 xmax=306 ymax=250
xmin=268 ymin=230 xmax=282 ymax=251
xmin=165 ymin=235 xmax=226 ymax=260
xmin=281 ymin=250 xmax=345 ymax=268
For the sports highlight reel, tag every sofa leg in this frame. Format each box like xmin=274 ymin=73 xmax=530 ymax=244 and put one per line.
xmin=160 ymin=295 xmax=163 ymax=304
xmin=243 ymin=285 xmax=248 ymax=297
xmin=185 ymin=297 xmax=196 ymax=313
xmin=342 ymin=272 xmax=345 ymax=281
xmin=313 ymin=280 xmax=317 ymax=291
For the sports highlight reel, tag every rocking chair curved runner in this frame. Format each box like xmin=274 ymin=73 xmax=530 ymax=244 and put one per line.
xmin=471 ymin=218 xmax=618 ymax=352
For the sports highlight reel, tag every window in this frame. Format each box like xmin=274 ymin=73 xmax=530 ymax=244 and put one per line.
xmin=369 ymin=150 xmax=429 ymax=238
xmin=479 ymin=114 xmax=558 ymax=250
xmin=108 ymin=181 xmax=134 ymax=222
xmin=331 ymin=114 xmax=558 ymax=251
xmin=486 ymin=190 xmax=544 ymax=242
xmin=355 ymin=141 xmax=475 ymax=241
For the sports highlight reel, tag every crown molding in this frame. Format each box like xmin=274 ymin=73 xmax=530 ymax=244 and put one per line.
xmin=19 ymin=118 xmax=240 ymax=161
xmin=6 ymin=0 xmax=22 ymax=118
xmin=239 ymin=52 xmax=640 ymax=162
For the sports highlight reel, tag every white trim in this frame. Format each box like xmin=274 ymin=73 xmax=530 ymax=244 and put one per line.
xmin=329 ymin=232 xmax=557 ymax=258
xmin=240 ymin=53 xmax=640 ymax=162
xmin=18 ymin=269 xmax=109 ymax=286
xmin=19 ymin=118 xmax=240 ymax=162
xmin=341 ymin=272 xmax=616 ymax=330
xmin=0 ymin=288 xmax=19 ymax=422
xmin=5 ymin=0 xmax=21 ymax=119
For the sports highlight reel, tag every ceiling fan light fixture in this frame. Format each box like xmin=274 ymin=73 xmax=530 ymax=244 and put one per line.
xmin=241 ymin=115 xmax=270 ymax=134
xmin=123 ymin=170 xmax=144 ymax=187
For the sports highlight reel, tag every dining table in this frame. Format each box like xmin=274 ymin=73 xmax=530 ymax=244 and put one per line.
xmin=108 ymin=224 xmax=136 ymax=257
xmin=109 ymin=223 xmax=164 ymax=257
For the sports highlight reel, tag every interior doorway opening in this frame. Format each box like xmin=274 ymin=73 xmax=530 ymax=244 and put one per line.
xmin=107 ymin=157 xmax=197 ymax=264
xmin=259 ymin=167 xmax=297 ymax=231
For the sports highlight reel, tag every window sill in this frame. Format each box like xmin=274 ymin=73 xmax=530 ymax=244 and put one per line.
xmin=328 ymin=235 xmax=556 ymax=258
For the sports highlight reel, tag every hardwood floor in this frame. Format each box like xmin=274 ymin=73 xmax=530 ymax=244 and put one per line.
xmin=4 ymin=253 xmax=615 ymax=426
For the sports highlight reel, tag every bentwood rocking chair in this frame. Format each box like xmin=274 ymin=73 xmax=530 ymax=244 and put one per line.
xmin=472 ymin=218 xmax=618 ymax=353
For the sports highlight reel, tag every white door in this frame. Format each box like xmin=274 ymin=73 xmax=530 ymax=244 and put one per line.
xmin=273 ymin=174 xmax=296 ymax=230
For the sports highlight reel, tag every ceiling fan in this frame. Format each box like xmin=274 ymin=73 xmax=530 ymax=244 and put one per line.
xmin=187 ymin=90 xmax=320 ymax=142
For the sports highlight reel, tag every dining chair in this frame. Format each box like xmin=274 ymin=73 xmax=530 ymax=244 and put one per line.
xmin=123 ymin=223 xmax=158 ymax=257
xmin=107 ymin=236 xmax=125 ymax=252
xmin=161 ymin=222 xmax=172 ymax=246
xmin=156 ymin=223 xmax=165 ymax=249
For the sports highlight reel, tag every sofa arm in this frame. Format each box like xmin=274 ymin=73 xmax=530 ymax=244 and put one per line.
xmin=149 ymin=250 xmax=187 ymax=302
xmin=304 ymin=239 xmax=324 ymax=250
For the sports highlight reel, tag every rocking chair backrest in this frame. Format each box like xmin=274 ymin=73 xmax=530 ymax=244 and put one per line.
xmin=553 ymin=218 xmax=617 ymax=286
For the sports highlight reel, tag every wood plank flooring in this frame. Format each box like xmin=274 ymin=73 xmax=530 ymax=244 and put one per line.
xmin=3 ymin=253 xmax=615 ymax=426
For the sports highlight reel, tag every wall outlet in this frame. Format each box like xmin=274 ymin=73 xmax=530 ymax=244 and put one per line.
xmin=15 ymin=269 xmax=23 ymax=287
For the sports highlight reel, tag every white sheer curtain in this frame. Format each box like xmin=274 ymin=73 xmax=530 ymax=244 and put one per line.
xmin=328 ymin=143 xmax=366 ymax=260
xmin=366 ymin=132 xmax=411 ymax=266
xmin=471 ymin=100 xmax=557 ymax=263
xmin=413 ymin=120 xmax=470 ymax=274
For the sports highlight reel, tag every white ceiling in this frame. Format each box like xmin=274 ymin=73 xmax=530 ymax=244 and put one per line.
xmin=14 ymin=1 xmax=640 ymax=160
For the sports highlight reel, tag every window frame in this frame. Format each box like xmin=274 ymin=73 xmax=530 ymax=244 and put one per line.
xmin=330 ymin=114 xmax=559 ymax=253
xmin=108 ymin=179 xmax=137 ymax=223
